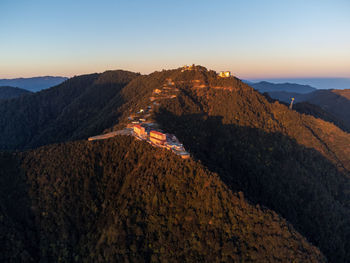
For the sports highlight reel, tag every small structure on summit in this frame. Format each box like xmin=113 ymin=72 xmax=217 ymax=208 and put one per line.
xmin=166 ymin=78 xmax=174 ymax=86
xmin=218 ymin=71 xmax=231 ymax=78
xmin=181 ymin=64 xmax=195 ymax=72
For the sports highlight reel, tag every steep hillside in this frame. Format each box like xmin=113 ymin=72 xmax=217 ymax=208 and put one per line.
xmin=251 ymin=81 xmax=316 ymax=94
xmin=0 ymin=152 xmax=38 ymax=262
xmin=0 ymin=70 xmax=139 ymax=150
xmin=1 ymin=65 xmax=350 ymax=261
xmin=109 ymin=66 xmax=350 ymax=172
xmin=267 ymin=89 xmax=350 ymax=131
xmin=0 ymin=76 xmax=68 ymax=92
xmin=261 ymin=92 xmax=350 ymax=133
xmin=306 ymin=89 xmax=350 ymax=130
xmin=333 ymin=89 xmax=350 ymax=100
xmin=0 ymin=86 xmax=32 ymax=100
xmin=293 ymin=102 xmax=350 ymax=133
xmin=0 ymin=137 xmax=324 ymax=262
xmin=117 ymin=66 xmax=350 ymax=262
xmin=263 ymin=90 xmax=302 ymax=103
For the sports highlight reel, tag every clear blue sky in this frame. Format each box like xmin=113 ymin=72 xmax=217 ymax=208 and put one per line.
xmin=1 ymin=0 xmax=349 ymax=78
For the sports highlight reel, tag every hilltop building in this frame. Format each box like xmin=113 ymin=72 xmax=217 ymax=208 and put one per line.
xmin=181 ymin=64 xmax=195 ymax=72
xmin=89 ymin=74 xmax=191 ymax=160
xmin=133 ymin=125 xmax=146 ymax=137
xmin=165 ymin=78 xmax=174 ymax=86
xmin=218 ymin=71 xmax=231 ymax=78
xmin=150 ymin=130 xmax=167 ymax=145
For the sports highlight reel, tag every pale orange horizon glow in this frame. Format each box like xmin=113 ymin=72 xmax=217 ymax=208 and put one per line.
xmin=1 ymin=59 xmax=350 ymax=79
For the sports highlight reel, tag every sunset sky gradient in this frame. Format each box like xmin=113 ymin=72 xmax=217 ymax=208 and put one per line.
xmin=1 ymin=0 xmax=349 ymax=78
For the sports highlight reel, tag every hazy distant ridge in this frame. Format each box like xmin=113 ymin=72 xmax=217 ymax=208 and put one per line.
xmin=251 ymin=81 xmax=316 ymax=94
xmin=0 ymin=76 xmax=68 ymax=92
xmin=249 ymin=78 xmax=350 ymax=90
xmin=0 ymin=86 xmax=32 ymax=100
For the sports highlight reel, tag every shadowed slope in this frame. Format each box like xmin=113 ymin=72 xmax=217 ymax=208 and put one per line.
xmin=293 ymin=102 xmax=350 ymax=133
xmin=0 ymin=86 xmax=32 ymax=100
xmin=147 ymin=68 xmax=350 ymax=261
xmin=0 ymin=70 xmax=139 ymax=150
xmin=1 ymin=137 xmax=325 ymax=262
xmin=267 ymin=89 xmax=350 ymax=131
xmin=0 ymin=153 xmax=38 ymax=262
xmin=1 ymin=66 xmax=350 ymax=261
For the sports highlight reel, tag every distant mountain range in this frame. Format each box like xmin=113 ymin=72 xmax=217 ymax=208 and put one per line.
xmin=0 ymin=76 xmax=68 ymax=92
xmin=249 ymin=78 xmax=350 ymax=90
xmin=251 ymin=81 xmax=316 ymax=94
xmin=0 ymin=86 xmax=32 ymax=100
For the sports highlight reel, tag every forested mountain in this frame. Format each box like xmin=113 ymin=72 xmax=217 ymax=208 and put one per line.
xmin=0 ymin=76 xmax=68 ymax=92
xmin=267 ymin=89 xmax=350 ymax=131
xmin=293 ymin=101 xmax=350 ymax=133
xmin=0 ymin=86 xmax=32 ymax=100
xmin=112 ymin=66 xmax=350 ymax=261
xmin=1 ymin=65 xmax=350 ymax=262
xmin=0 ymin=137 xmax=325 ymax=262
xmin=251 ymin=81 xmax=316 ymax=94
xmin=251 ymin=82 xmax=350 ymax=132
xmin=0 ymin=70 xmax=139 ymax=150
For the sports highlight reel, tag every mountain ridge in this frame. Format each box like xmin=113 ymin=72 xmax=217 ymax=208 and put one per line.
xmin=267 ymin=89 xmax=350 ymax=132
xmin=0 ymin=76 xmax=68 ymax=92
xmin=0 ymin=70 xmax=139 ymax=150
xmin=0 ymin=137 xmax=326 ymax=262
xmin=251 ymin=81 xmax=316 ymax=94
xmin=1 ymin=65 xmax=350 ymax=261
xmin=249 ymin=78 xmax=350 ymax=90
xmin=0 ymin=86 xmax=32 ymax=100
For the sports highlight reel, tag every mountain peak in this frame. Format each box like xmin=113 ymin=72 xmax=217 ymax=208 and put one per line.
xmin=1 ymin=66 xmax=350 ymax=261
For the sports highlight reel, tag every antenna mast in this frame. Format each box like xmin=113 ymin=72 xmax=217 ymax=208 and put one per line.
xmin=289 ymin=97 xmax=295 ymax=109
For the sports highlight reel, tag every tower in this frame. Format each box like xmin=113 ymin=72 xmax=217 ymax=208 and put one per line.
xmin=289 ymin=97 xmax=295 ymax=110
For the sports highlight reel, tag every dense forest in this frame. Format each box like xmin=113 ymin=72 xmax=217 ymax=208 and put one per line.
xmin=293 ymin=101 xmax=350 ymax=133
xmin=1 ymin=65 xmax=350 ymax=262
xmin=0 ymin=86 xmax=32 ymax=100
xmin=0 ymin=70 xmax=138 ymax=150
xmin=149 ymin=68 xmax=350 ymax=262
xmin=0 ymin=137 xmax=325 ymax=262
xmin=266 ymin=88 xmax=350 ymax=131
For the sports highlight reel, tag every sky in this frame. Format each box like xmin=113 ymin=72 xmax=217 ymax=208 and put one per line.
xmin=1 ymin=0 xmax=350 ymax=79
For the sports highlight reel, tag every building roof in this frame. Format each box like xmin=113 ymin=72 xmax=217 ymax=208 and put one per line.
xmin=150 ymin=130 xmax=165 ymax=136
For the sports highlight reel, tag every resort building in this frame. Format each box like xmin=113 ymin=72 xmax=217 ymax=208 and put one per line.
xmin=150 ymin=130 xmax=167 ymax=145
xmin=218 ymin=71 xmax=231 ymax=78
xmin=133 ymin=125 xmax=146 ymax=137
